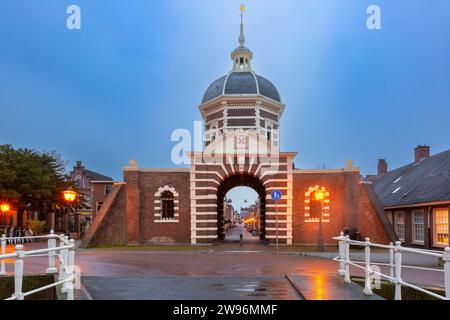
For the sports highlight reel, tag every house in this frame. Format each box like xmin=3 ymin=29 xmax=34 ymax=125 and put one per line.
xmin=62 ymin=161 xmax=114 ymax=237
xmin=373 ymin=146 xmax=450 ymax=249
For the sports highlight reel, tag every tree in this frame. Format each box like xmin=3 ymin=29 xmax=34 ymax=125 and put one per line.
xmin=0 ymin=145 xmax=85 ymax=223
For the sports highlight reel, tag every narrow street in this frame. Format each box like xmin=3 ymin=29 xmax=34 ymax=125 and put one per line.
xmin=225 ymin=223 xmax=259 ymax=241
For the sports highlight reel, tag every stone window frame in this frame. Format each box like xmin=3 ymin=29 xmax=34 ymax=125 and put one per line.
xmin=154 ymin=186 xmax=180 ymax=223
xmin=304 ymin=185 xmax=330 ymax=223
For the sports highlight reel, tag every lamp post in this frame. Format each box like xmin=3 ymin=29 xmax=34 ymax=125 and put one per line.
xmin=314 ymin=190 xmax=326 ymax=252
xmin=63 ymin=188 xmax=77 ymax=236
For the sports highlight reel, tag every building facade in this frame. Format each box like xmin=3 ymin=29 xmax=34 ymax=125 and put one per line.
xmin=58 ymin=161 xmax=114 ymax=236
xmin=82 ymin=11 xmax=394 ymax=248
xmin=373 ymin=146 xmax=450 ymax=250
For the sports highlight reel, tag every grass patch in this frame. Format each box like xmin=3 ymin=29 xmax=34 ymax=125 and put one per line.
xmin=351 ymin=277 xmax=445 ymax=300
xmin=0 ymin=275 xmax=56 ymax=300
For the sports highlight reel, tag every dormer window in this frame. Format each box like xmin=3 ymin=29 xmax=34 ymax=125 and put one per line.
xmin=392 ymin=187 xmax=401 ymax=194
xmin=394 ymin=176 xmax=403 ymax=184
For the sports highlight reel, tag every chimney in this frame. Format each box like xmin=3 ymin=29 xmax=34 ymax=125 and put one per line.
xmin=415 ymin=145 xmax=430 ymax=163
xmin=377 ymin=159 xmax=388 ymax=176
xmin=76 ymin=161 xmax=83 ymax=168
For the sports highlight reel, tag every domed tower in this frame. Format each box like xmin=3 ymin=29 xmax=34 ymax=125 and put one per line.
xmin=199 ymin=5 xmax=285 ymax=150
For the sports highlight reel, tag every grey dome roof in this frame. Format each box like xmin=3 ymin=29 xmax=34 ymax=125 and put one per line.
xmin=202 ymin=72 xmax=281 ymax=104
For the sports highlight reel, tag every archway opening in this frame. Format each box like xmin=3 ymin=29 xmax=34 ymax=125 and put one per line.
xmin=217 ymin=174 xmax=266 ymax=242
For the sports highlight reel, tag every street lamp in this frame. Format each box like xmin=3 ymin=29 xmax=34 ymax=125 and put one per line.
xmin=314 ymin=190 xmax=326 ymax=252
xmin=0 ymin=203 xmax=11 ymax=215
xmin=0 ymin=203 xmax=11 ymax=226
xmin=63 ymin=188 xmax=78 ymax=235
xmin=63 ymin=189 xmax=78 ymax=203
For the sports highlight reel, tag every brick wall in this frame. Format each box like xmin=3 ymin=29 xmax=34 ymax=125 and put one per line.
xmin=124 ymin=170 xmax=191 ymax=244
xmin=292 ymin=171 xmax=348 ymax=244
xmin=358 ymin=183 xmax=392 ymax=243
xmin=82 ymin=183 xmax=127 ymax=248
xmin=292 ymin=170 xmax=391 ymax=245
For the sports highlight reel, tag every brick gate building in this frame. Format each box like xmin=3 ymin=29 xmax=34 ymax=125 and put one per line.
xmin=82 ymin=10 xmax=394 ymax=248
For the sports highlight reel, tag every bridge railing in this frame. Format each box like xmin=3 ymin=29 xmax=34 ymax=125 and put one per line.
xmin=0 ymin=230 xmax=76 ymax=300
xmin=333 ymin=232 xmax=450 ymax=300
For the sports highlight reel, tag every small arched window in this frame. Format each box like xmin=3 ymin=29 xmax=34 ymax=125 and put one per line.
xmin=267 ymin=126 xmax=272 ymax=141
xmin=161 ymin=191 xmax=175 ymax=219
xmin=310 ymin=197 xmax=323 ymax=220
xmin=304 ymin=186 xmax=330 ymax=223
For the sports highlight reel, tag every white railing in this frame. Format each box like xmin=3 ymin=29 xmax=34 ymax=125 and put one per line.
xmin=0 ymin=230 xmax=77 ymax=300
xmin=333 ymin=232 xmax=450 ymax=300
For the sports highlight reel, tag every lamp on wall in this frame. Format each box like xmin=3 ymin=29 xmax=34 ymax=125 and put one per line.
xmin=314 ymin=189 xmax=326 ymax=252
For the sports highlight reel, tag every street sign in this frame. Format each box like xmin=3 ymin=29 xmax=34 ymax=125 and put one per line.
xmin=270 ymin=190 xmax=282 ymax=252
xmin=271 ymin=190 xmax=282 ymax=201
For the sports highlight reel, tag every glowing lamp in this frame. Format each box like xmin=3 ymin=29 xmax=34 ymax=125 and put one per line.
xmin=314 ymin=190 xmax=325 ymax=201
xmin=0 ymin=203 xmax=11 ymax=214
xmin=63 ymin=189 xmax=78 ymax=203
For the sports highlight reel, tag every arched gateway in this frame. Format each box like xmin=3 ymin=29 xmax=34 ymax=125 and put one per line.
xmin=81 ymin=7 xmax=394 ymax=249
xmin=188 ymin=129 xmax=296 ymax=245
xmin=217 ymin=174 xmax=266 ymax=241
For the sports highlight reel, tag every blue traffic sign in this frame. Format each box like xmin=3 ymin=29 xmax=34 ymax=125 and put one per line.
xmin=271 ymin=190 xmax=282 ymax=201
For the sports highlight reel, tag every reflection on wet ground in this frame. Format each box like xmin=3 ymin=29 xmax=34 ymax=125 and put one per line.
xmin=82 ymin=276 xmax=303 ymax=300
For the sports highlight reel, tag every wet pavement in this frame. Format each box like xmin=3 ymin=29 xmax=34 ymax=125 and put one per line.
xmin=82 ymin=276 xmax=301 ymax=300
xmin=1 ymin=242 xmax=446 ymax=300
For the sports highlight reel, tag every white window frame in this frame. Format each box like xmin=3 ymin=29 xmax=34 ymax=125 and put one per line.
xmin=104 ymin=184 xmax=113 ymax=196
xmin=96 ymin=201 xmax=103 ymax=214
xmin=412 ymin=209 xmax=425 ymax=244
xmin=433 ymin=208 xmax=449 ymax=247
xmin=394 ymin=211 xmax=405 ymax=242
xmin=154 ymin=186 xmax=180 ymax=223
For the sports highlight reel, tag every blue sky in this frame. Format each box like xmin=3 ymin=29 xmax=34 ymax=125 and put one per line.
xmin=1 ymin=0 xmax=450 ymax=192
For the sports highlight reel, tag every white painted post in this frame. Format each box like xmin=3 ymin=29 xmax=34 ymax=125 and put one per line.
xmin=46 ymin=230 xmax=57 ymax=274
xmin=58 ymin=234 xmax=65 ymax=281
xmin=363 ymin=238 xmax=373 ymax=295
xmin=67 ymin=239 xmax=75 ymax=300
xmin=389 ymin=242 xmax=394 ymax=283
xmin=61 ymin=236 xmax=69 ymax=293
xmin=13 ymin=244 xmax=25 ymax=300
xmin=444 ymin=247 xmax=450 ymax=299
xmin=338 ymin=231 xmax=346 ymax=276
xmin=394 ymin=241 xmax=402 ymax=300
xmin=344 ymin=235 xmax=351 ymax=283
xmin=0 ymin=234 xmax=7 ymax=276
